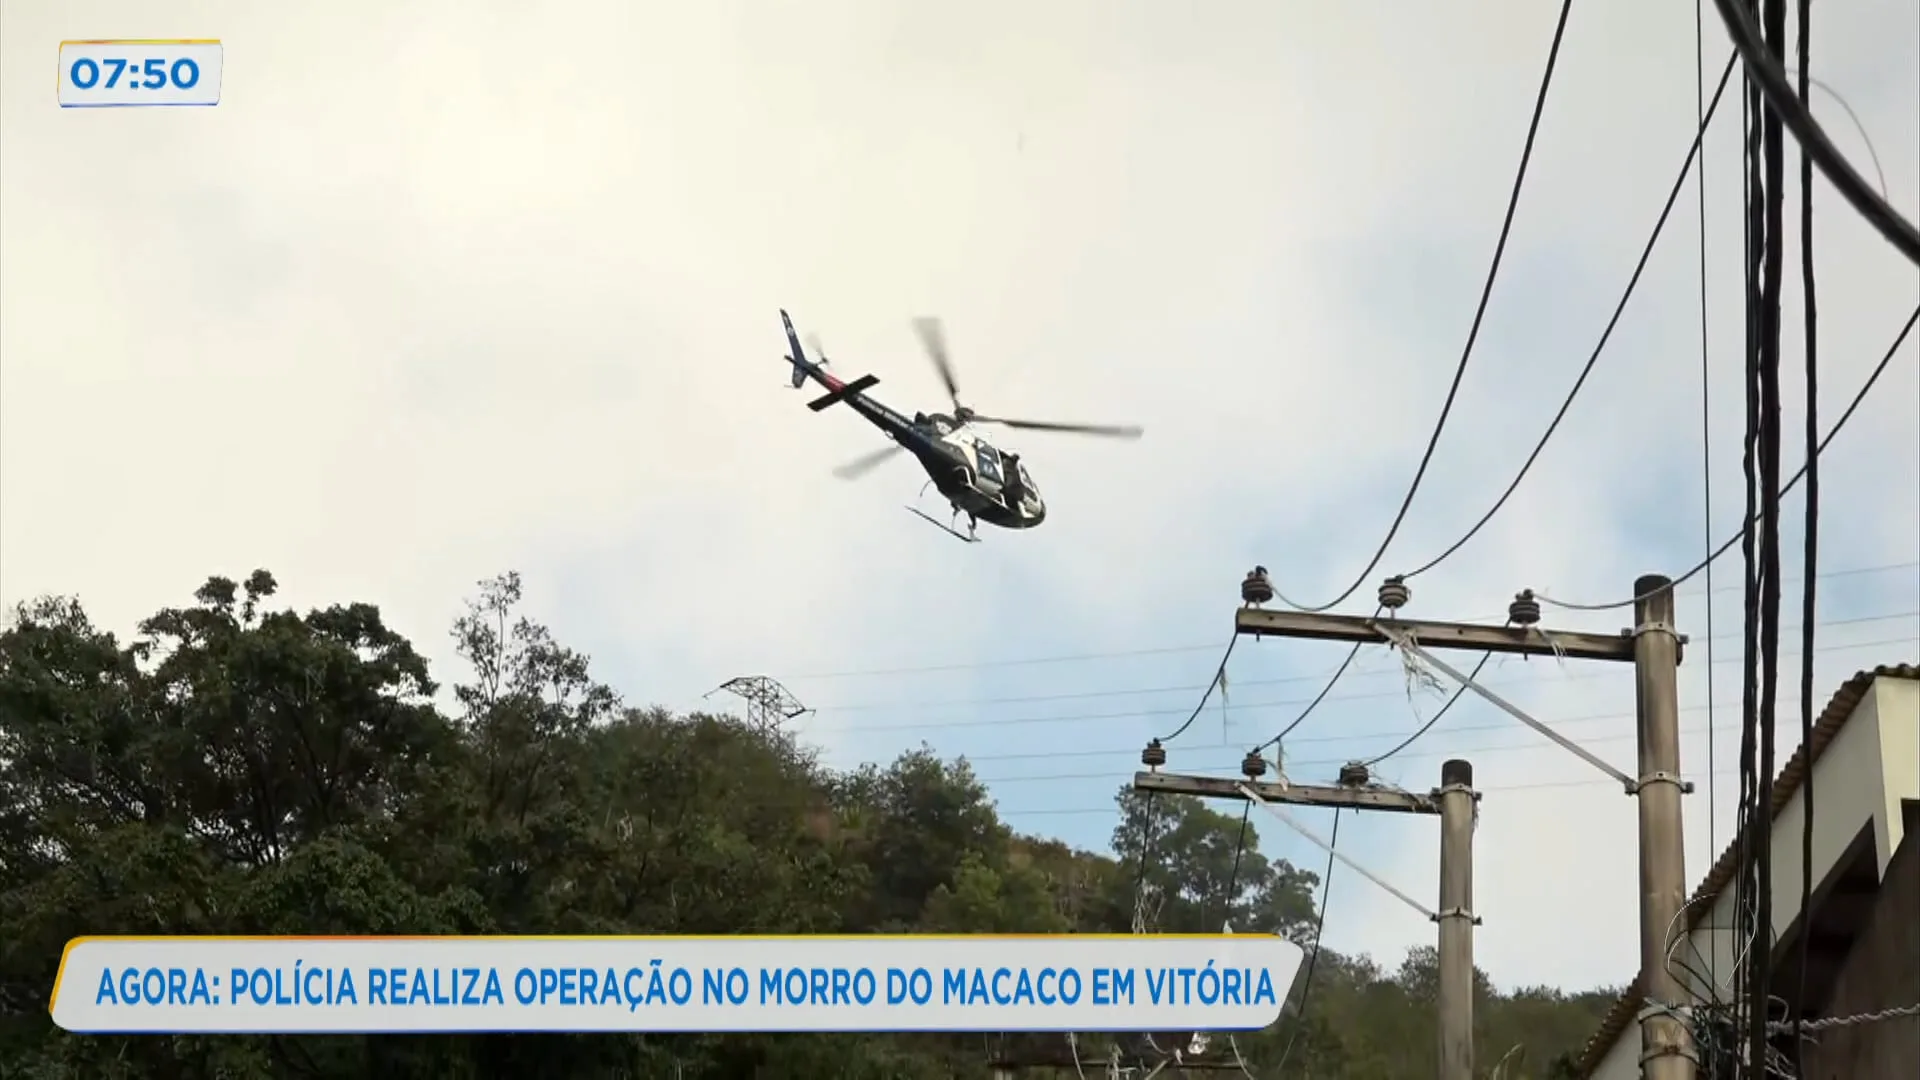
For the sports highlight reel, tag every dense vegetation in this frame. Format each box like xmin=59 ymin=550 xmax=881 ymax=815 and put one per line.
xmin=0 ymin=571 xmax=1616 ymax=1078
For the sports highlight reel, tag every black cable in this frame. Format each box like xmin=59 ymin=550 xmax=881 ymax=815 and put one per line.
xmin=1710 ymin=0 xmax=1920 ymax=266
xmin=1791 ymin=0 xmax=1817 ymax=1066
xmin=1694 ymin=0 xmax=1721 ymax=1004
xmin=1157 ymin=635 xmax=1236 ymax=743
xmin=1279 ymin=0 xmax=1576 ymax=613
xmin=1216 ymin=803 xmax=1253 ymax=931
xmin=1401 ymin=49 xmax=1740 ymax=580
xmin=1361 ymin=652 xmax=1494 ymax=768
xmin=1257 ymin=606 xmax=1384 ymax=752
xmin=1535 ymin=299 xmax=1920 ymax=614
xmin=1734 ymin=29 xmax=1765 ymax=1067
xmin=1749 ymin=0 xmax=1790 ymax=1062
xmin=1257 ymin=642 xmax=1359 ymax=752
xmin=1129 ymin=791 xmax=1160 ymax=931
xmin=1271 ymin=809 xmax=1340 ymax=1076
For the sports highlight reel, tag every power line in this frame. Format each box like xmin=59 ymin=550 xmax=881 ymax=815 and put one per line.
xmin=1741 ymin=7 xmax=1791 ymax=1064
xmin=1360 ymin=652 xmax=1493 ymax=768
xmin=950 ymin=763 xmax=1868 ymax=823
xmin=953 ymin=683 xmax=1903 ymax=768
xmin=1694 ymin=0 xmax=1722 ymax=1004
xmin=1257 ymin=608 xmax=1385 ymax=752
xmin=962 ymin=717 xmax=1861 ymax=790
xmin=1257 ymin=640 xmax=1362 ymax=752
xmin=805 ymin=630 xmax=1914 ymax=736
xmin=1400 ymin=49 xmax=1740 ymax=581
xmin=1538 ymin=302 xmax=1920 ymax=613
xmin=1709 ymin=0 xmax=1920 ymax=266
xmin=1269 ymin=0 xmax=1576 ymax=614
xmin=1791 ymin=0 xmax=1818 ymax=1063
xmin=778 ymin=560 xmax=1915 ymax=681
xmin=811 ymin=610 xmax=1915 ymax=716
xmin=1155 ymin=634 xmax=1237 ymax=743
xmin=1271 ymin=809 xmax=1339 ymax=1076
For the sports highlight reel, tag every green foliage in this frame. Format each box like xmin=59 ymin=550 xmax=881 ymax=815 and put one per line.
xmin=0 ymin=571 xmax=1613 ymax=1078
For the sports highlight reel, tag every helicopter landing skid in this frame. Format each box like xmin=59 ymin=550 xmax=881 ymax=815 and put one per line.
xmin=905 ymin=505 xmax=979 ymax=543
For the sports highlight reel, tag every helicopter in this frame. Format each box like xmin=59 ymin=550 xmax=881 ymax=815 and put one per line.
xmin=779 ymin=309 xmax=1144 ymax=542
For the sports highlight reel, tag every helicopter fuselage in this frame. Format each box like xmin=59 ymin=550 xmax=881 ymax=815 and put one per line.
xmin=780 ymin=314 xmax=1045 ymax=531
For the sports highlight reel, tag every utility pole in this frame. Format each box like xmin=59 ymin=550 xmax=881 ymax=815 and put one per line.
xmin=1632 ymin=575 xmax=1696 ymax=1080
xmin=1137 ymin=755 xmax=1470 ymax=1079
xmin=1437 ymin=758 xmax=1476 ymax=1080
xmin=1187 ymin=569 xmax=1694 ymax=1080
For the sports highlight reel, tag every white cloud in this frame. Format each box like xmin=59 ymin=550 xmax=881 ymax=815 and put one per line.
xmin=2 ymin=0 xmax=1915 ymax=994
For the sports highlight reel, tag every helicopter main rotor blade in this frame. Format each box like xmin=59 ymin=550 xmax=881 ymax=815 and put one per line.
xmin=971 ymin=415 xmax=1144 ymax=439
xmin=832 ymin=443 xmax=906 ymax=480
xmin=911 ymin=316 xmax=962 ymax=408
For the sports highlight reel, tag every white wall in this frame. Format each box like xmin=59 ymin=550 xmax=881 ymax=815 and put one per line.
xmin=1585 ymin=675 xmax=1920 ymax=1080
xmin=1871 ymin=677 xmax=1920 ymax=872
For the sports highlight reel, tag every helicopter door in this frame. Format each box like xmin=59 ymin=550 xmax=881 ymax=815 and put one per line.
xmin=973 ymin=443 xmax=1005 ymax=491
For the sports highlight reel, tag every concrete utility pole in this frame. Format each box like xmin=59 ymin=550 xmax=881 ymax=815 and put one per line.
xmin=1192 ymin=570 xmax=1694 ymax=1080
xmin=1137 ymin=758 xmax=1471 ymax=1080
xmin=1437 ymin=758 xmax=1477 ymax=1080
xmin=1631 ymin=575 xmax=1695 ymax=1080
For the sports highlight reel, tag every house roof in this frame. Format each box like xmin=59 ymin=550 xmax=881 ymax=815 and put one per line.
xmin=1571 ymin=663 xmax=1920 ymax=1078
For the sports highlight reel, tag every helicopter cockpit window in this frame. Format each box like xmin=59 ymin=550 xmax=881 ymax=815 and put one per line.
xmin=974 ymin=443 xmax=1003 ymax=485
xmin=1018 ymin=463 xmax=1037 ymax=494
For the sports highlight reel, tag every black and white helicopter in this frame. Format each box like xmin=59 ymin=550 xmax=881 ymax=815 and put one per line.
xmin=780 ymin=309 xmax=1143 ymax=542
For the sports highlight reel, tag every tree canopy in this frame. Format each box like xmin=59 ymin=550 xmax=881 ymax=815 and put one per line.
xmin=0 ymin=571 xmax=1615 ymax=1078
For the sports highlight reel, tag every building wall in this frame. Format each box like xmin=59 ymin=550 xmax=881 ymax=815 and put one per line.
xmin=1800 ymin=828 xmax=1920 ymax=1080
xmin=1587 ymin=1020 xmax=1640 ymax=1080
xmin=1679 ymin=689 xmax=1902 ymax=1009
xmin=1584 ymin=678 xmax=1920 ymax=1080
xmin=1871 ymin=677 xmax=1920 ymax=871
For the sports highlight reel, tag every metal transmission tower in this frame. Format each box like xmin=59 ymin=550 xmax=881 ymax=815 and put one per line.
xmin=706 ymin=675 xmax=812 ymax=732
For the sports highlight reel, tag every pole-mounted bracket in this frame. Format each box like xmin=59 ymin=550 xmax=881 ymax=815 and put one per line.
xmin=1634 ymin=1001 xmax=1700 ymax=1066
xmin=1628 ymin=770 xmax=1696 ymax=796
xmin=1432 ymin=906 xmax=1483 ymax=927
xmin=1626 ymin=619 xmax=1688 ymax=664
xmin=1434 ymin=781 xmax=1481 ymax=802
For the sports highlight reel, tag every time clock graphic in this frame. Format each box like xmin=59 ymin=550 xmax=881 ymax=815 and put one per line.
xmin=58 ymin=40 xmax=223 ymax=108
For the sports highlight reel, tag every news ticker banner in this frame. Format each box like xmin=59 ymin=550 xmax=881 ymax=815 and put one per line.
xmin=58 ymin=40 xmax=224 ymax=108
xmin=53 ymin=935 xmax=1304 ymax=1034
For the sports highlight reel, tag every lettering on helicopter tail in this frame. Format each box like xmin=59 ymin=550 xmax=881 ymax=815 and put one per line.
xmin=806 ymin=373 xmax=879 ymax=412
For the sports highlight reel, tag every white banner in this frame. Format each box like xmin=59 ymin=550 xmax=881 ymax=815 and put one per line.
xmin=52 ymin=935 xmax=1302 ymax=1034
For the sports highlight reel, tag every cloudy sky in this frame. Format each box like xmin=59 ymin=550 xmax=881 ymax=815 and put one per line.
xmin=3 ymin=0 xmax=1916 ymax=995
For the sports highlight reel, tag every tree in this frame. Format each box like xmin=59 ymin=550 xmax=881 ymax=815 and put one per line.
xmin=0 ymin=569 xmax=1618 ymax=1079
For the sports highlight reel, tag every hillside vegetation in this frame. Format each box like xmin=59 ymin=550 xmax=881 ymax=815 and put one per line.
xmin=0 ymin=571 xmax=1616 ymax=1078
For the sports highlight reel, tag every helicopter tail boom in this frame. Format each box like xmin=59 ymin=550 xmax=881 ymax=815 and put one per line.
xmin=806 ymin=373 xmax=879 ymax=411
